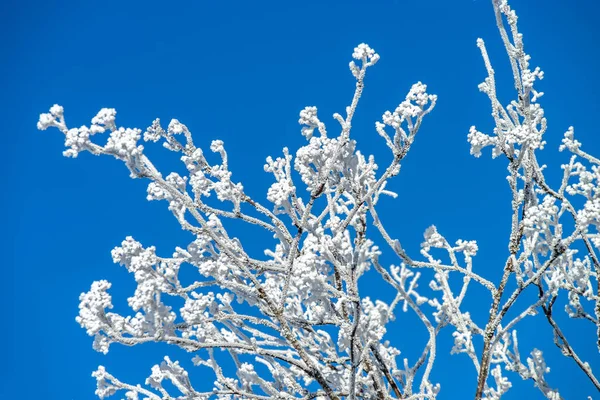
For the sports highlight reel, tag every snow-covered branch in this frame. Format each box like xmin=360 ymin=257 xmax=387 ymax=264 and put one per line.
xmin=38 ymin=1 xmax=599 ymax=398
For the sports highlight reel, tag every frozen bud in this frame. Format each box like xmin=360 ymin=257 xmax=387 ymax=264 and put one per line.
xmin=168 ymin=119 xmax=185 ymax=135
xmin=559 ymin=126 xmax=580 ymax=152
xmin=210 ymin=139 xmax=224 ymax=153
xmin=49 ymin=104 xmax=64 ymax=118
xmin=144 ymin=118 xmax=165 ymax=142
xmin=92 ymin=108 xmax=117 ymax=131
xmin=38 ymin=104 xmax=65 ymax=130
xmin=422 ymin=225 xmax=445 ymax=250
xmin=37 ymin=112 xmax=55 ymax=130
xmin=352 ymin=43 xmax=380 ymax=66
xmin=298 ymin=106 xmax=320 ymax=139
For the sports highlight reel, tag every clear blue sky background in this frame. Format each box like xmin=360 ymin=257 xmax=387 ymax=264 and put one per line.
xmin=3 ymin=0 xmax=600 ymax=398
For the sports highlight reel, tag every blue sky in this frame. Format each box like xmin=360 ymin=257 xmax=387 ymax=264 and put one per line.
xmin=3 ymin=0 xmax=600 ymax=398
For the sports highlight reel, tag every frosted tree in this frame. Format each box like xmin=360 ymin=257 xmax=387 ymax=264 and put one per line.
xmin=37 ymin=0 xmax=599 ymax=398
